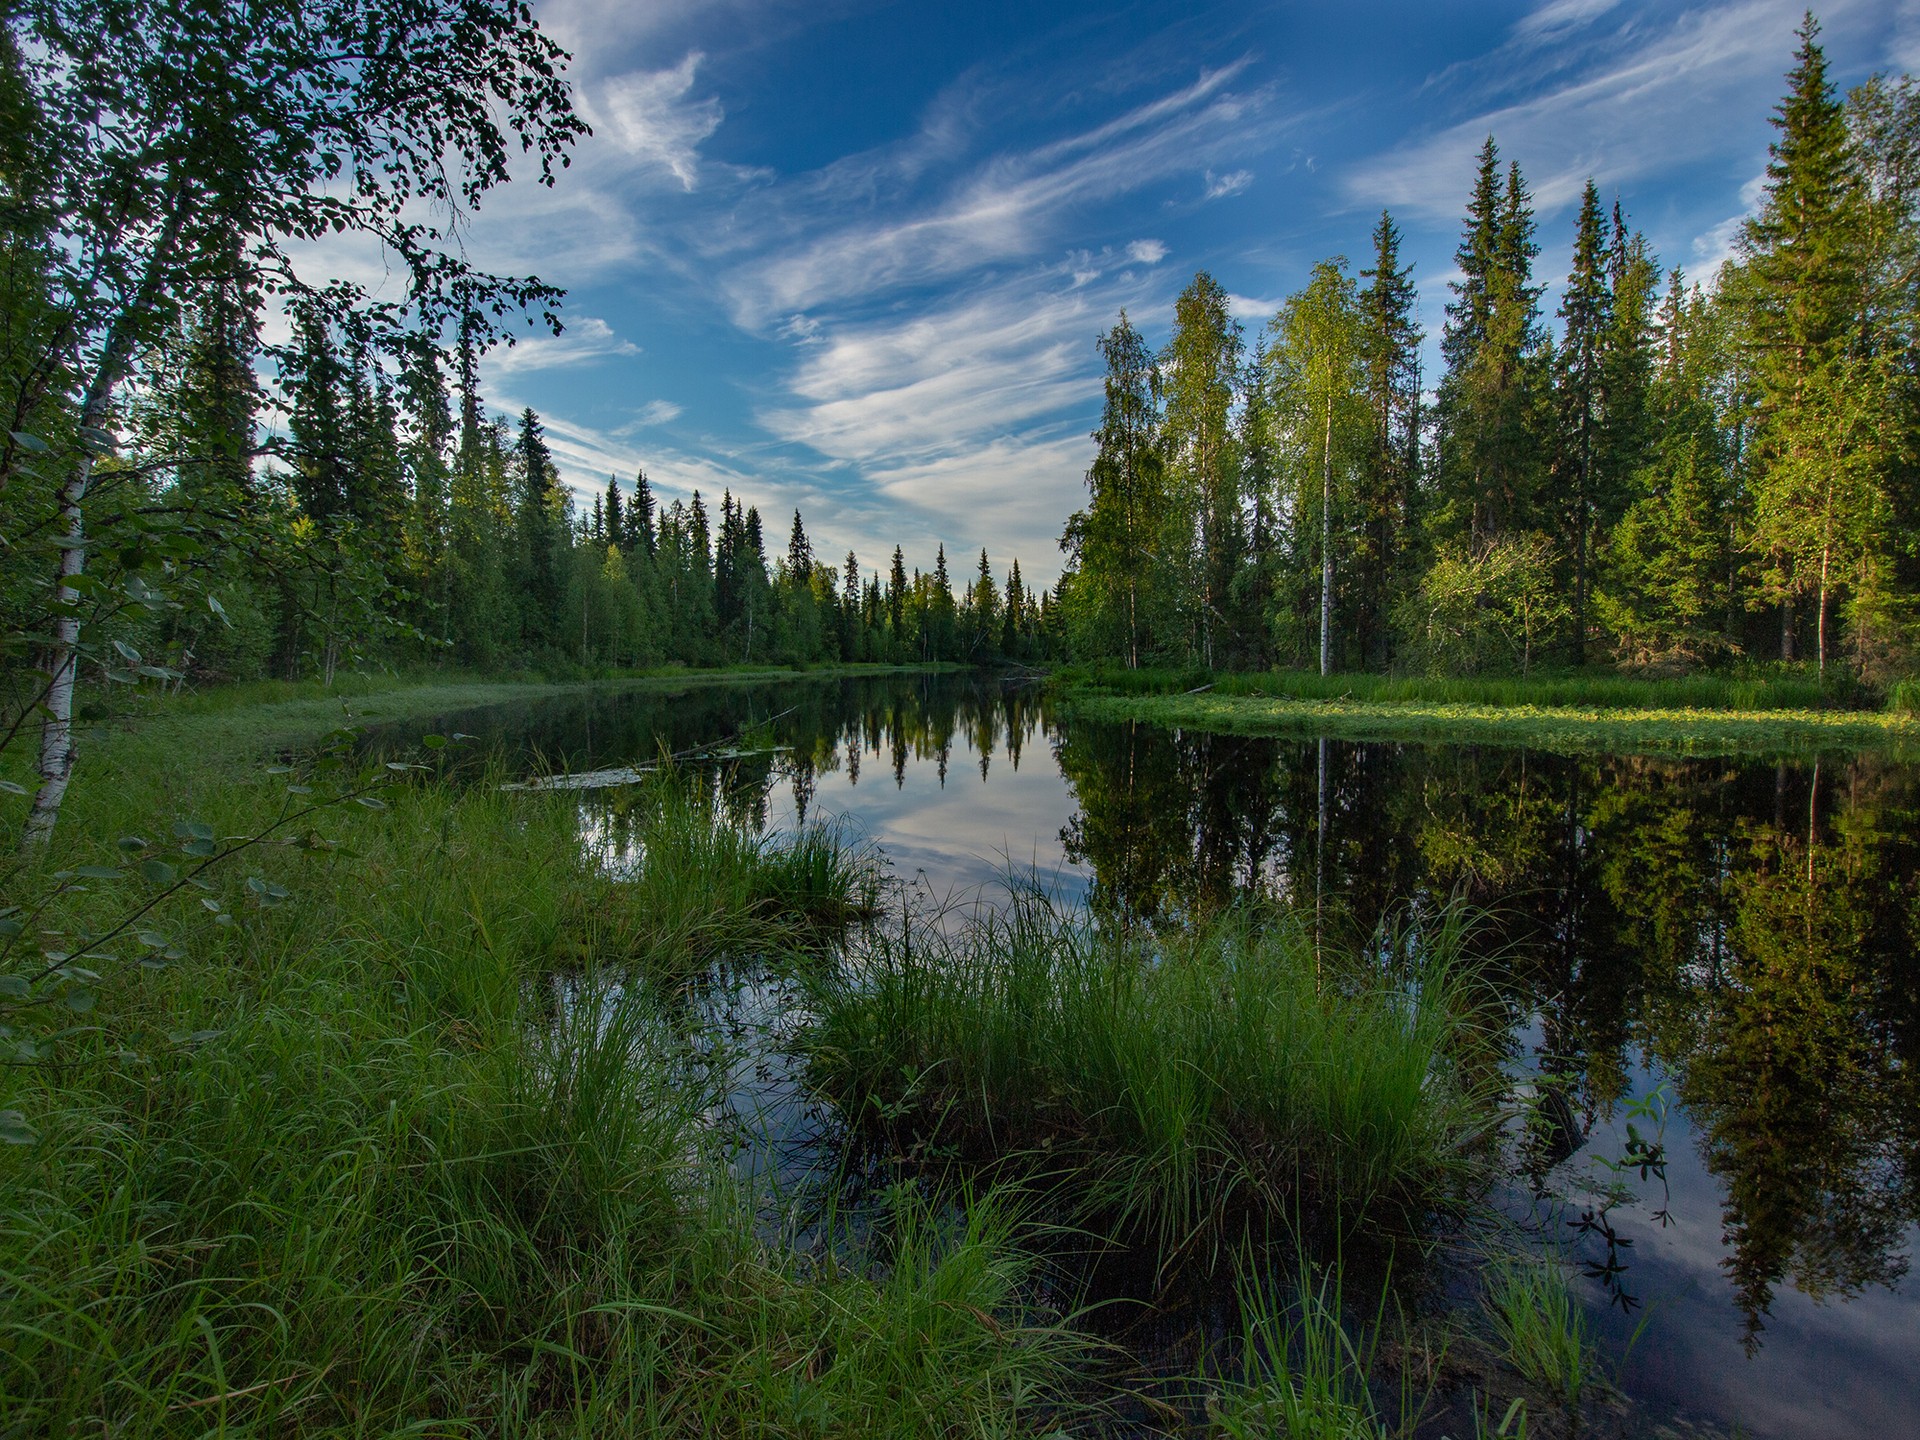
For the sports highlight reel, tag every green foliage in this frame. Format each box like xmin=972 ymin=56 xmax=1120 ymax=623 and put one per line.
xmin=804 ymin=890 xmax=1494 ymax=1258
xmin=1482 ymin=1258 xmax=1600 ymax=1412
xmin=1396 ymin=534 xmax=1571 ymax=676
xmin=0 ymin=698 xmax=1082 ymax=1438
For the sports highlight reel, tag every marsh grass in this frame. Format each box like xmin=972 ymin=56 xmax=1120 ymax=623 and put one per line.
xmin=562 ymin=770 xmax=882 ymax=981
xmin=1056 ymin=681 xmax=1920 ymax=757
xmin=1203 ymin=1261 xmax=1426 ymax=1440
xmin=1061 ymin=662 xmax=1872 ymax=712
xmin=0 ymin=706 xmax=1083 ymax=1437
xmin=1483 ymin=1256 xmax=1600 ymax=1414
xmin=804 ymin=889 xmax=1497 ymax=1262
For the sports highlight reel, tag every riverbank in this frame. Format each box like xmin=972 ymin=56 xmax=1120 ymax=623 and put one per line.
xmin=1052 ymin=665 xmax=1920 ymax=757
xmin=91 ymin=661 xmax=970 ymax=762
xmin=0 ymin=675 xmax=1725 ymax=1437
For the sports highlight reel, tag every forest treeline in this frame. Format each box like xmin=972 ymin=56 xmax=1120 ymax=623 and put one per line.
xmin=122 ymin=315 xmax=1059 ymax=681
xmin=0 ymin=6 xmax=1053 ymax=719
xmin=1060 ymin=18 xmax=1920 ymax=683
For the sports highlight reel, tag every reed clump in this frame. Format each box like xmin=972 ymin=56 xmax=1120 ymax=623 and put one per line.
xmin=804 ymin=891 xmax=1498 ymax=1258
xmin=561 ymin=769 xmax=881 ymax=979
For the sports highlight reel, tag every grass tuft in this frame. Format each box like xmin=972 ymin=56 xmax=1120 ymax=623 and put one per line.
xmin=1482 ymin=1256 xmax=1600 ymax=1413
xmin=804 ymin=889 xmax=1497 ymax=1260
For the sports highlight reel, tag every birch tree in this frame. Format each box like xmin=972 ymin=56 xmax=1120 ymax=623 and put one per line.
xmin=5 ymin=0 xmax=585 ymax=847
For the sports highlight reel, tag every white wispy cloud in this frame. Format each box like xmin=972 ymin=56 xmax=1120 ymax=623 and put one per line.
xmin=589 ymin=52 xmax=724 ymax=191
xmin=480 ymin=317 xmax=641 ymax=377
xmin=1126 ymin=238 xmax=1169 ymax=264
xmin=1515 ymin=0 xmax=1624 ymax=42
xmin=1347 ymin=0 xmax=1820 ymax=221
xmin=1204 ymin=168 xmax=1254 ymax=199
xmin=719 ymin=61 xmax=1271 ymax=327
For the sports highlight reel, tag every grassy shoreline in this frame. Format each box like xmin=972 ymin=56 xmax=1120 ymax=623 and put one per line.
xmin=0 ymin=674 xmax=1638 ymax=1437
xmin=1053 ymin=668 xmax=1920 ymax=757
xmin=29 ymin=661 xmax=965 ymax=775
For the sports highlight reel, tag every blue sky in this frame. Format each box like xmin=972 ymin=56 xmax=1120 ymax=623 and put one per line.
xmin=441 ymin=0 xmax=1920 ymax=587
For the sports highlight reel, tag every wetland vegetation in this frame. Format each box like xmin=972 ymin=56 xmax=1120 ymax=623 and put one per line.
xmin=9 ymin=669 xmax=1912 ymax=1437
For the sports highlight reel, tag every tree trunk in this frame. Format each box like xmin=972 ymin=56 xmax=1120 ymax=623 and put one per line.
xmin=23 ymin=195 xmax=186 ymax=850
xmin=1320 ymin=389 xmax=1333 ymax=678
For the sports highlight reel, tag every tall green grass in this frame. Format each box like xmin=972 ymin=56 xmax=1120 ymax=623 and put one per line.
xmin=1482 ymin=1257 xmax=1600 ymax=1414
xmin=565 ymin=770 xmax=881 ymax=980
xmin=1 ymin=722 xmax=1082 ymax=1436
xmin=804 ymin=891 xmax=1497 ymax=1260
xmin=1204 ymin=1266 xmax=1416 ymax=1440
xmin=1060 ymin=661 xmax=1873 ymax=713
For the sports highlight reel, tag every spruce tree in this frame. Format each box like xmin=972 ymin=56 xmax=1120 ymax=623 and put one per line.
xmin=888 ymin=545 xmax=909 ymax=650
xmin=1437 ymin=142 xmax=1547 ymax=547
xmin=1554 ymin=180 xmax=1614 ymax=663
xmin=1739 ymin=12 xmax=1870 ymax=667
xmin=286 ymin=311 xmax=350 ymax=523
xmin=628 ymin=470 xmax=656 ymax=556
xmin=401 ymin=349 xmax=453 ymax=576
xmin=605 ymin=474 xmax=624 ymax=552
xmin=514 ymin=406 xmax=563 ymax=644
xmin=1358 ymin=210 xmax=1422 ymax=668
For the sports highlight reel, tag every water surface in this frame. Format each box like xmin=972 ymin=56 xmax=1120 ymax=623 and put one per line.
xmin=385 ymin=671 xmax=1920 ymax=1438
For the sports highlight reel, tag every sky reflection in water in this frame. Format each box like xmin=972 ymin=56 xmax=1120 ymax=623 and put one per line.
xmin=382 ymin=672 xmax=1920 ymax=1439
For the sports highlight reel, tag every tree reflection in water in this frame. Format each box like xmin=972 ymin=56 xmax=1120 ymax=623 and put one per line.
xmin=373 ymin=673 xmax=1920 ymax=1353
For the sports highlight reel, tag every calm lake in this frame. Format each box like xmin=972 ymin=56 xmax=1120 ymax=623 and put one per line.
xmin=384 ymin=670 xmax=1920 ymax=1439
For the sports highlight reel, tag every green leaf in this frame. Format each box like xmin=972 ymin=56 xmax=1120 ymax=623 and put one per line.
xmin=136 ymin=930 xmax=170 ymax=948
xmin=0 ymin=975 xmax=29 ymax=997
xmin=63 ymin=988 xmax=96 ymax=1014
xmin=112 ymin=639 xmax=142 ymax=665
xmin=116 ymin=835 xmax=152 ymax=852
xmin=138 ymin=859 xmax=178 ymax=886
xmin=420 ymin=733 xmax=447 ymax=750
xmin=0 ymin=780 xmax=26 ymax=796
xmin=73 ymin=865 xmax=122 ymax=881
xmin=173 ymin=821 xmax=215 ymax=843
xmin=8 ymin=431 xmax=48 ymax=454
xmin=354 ymin=796 xmax=390 ymax=812
xmin=0 ymin=918 xmax=22 ymax=940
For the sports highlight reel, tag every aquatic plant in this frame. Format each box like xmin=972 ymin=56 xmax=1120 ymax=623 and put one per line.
xmin=804 ymin=889 xmax=1497 ymax=1259
xmin=1482 ymin=1256 xmax=1599 ymax=1413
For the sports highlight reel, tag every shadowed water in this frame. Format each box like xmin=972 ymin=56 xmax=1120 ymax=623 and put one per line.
xmin=379 ymin=670 xmax=1920 ymax=1439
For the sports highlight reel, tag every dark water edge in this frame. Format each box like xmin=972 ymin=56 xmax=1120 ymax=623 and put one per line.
xmin=371 ymin=671 xmax=1920 ymax=1439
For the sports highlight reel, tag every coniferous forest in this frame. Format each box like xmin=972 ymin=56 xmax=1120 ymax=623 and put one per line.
xmin=1060 ymin=17 xmax=1920 ymax=686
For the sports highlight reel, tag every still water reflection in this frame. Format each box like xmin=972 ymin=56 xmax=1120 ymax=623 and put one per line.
xmin=389 ymin=671 xmax=1920 ymax=1438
